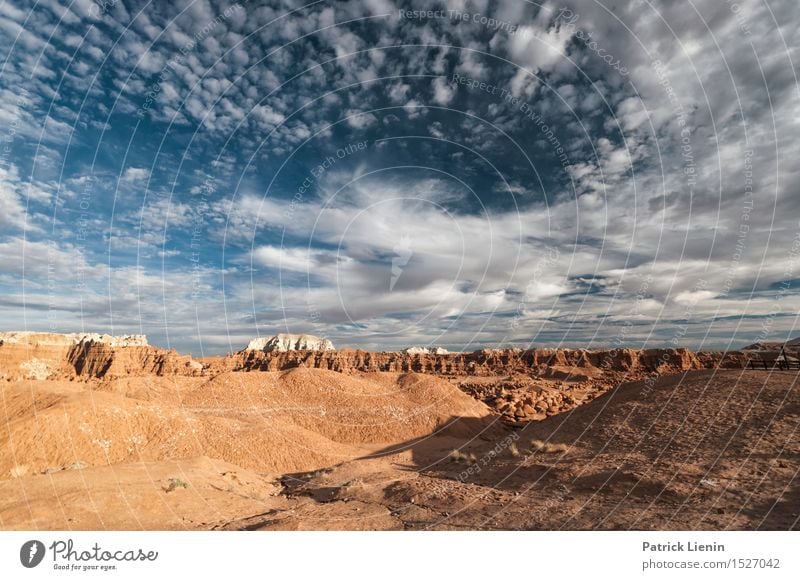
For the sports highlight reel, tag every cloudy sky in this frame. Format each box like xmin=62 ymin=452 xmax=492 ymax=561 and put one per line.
xmin=0 ymin=0 xmax=798 ymax=354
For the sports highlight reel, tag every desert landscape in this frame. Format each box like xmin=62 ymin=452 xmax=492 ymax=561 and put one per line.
xmin=1 ymin=2 xmax=798 ymax=576
xmin=0 ymin=331 xmax=796 ymax=531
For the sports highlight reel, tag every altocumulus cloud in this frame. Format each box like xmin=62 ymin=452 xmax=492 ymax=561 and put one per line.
xmin=0 ymin=0 xmax=797 ymax=354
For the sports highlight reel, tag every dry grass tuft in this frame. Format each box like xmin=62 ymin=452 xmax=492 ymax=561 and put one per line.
xmin=449 ymin=449 xmax=467 ymax=462
xmin=343 ymin=478 xmax=365 ymax=491
xmin=530 ymin=440 xmax=570 ymax=454
xmin=338 ymin=478 xmax=366 ymax=499
xmin=164 ymin=477 xmax=189 ymax=492
xmin=449 ymin=449 xmax=478 ymax=464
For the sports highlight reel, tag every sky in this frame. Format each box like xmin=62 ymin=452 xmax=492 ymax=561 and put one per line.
xmin=0 ymin=0 xmax=798 ymax=355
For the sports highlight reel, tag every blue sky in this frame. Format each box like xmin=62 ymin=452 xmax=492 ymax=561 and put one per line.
xmin=1 ymin=0 xmax=799 ymax=354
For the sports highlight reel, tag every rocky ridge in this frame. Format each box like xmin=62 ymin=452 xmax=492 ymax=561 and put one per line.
xmin=0 ymin=331 xmax=753 ymax=422
xmin=246 ymin=333 xmax=335 ymax=352
xmin=227 ymin=345 xmax=745 ymax=374
xmin=0 ymin=331 xmax=148 ymax=347
xmin=223 ymin=346 xmax=750 ymax=421
xmin=0 ymin=332 xmax=201 ymax=381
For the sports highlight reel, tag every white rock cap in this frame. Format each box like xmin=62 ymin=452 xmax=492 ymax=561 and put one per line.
xmin=246 ymin=333 xmax=335 ymax=352
xmin=0 ymin=332 xmax=149 ymax=347
xmin=401 ymin=346 xmax=450 ymax=355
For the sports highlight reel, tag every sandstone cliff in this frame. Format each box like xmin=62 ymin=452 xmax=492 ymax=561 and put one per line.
xmin=218 ymin=346 xmax=749 ymax=423
xmin=0 ymin=332 xmax=201 ymax=380
xmin=0 ymin=331 xmax=148 ymax=347
xmin=66 ymin=343 xmax=204 ymax=378
xmin=226 ymin=346 xmax=715 ymax=375
xmin=0 ymin=331 xmax=747 ymax=383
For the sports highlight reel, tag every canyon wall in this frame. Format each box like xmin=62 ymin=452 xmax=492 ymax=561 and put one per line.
xmin=0 ymin=333 xmax=202 ymax=380
xmin=1 ymin=331 xmax=749 ymax=381
xmin=226 ymin=347 xmax=746 ymax=375
xmin=66 ymin=343 xmax=204 ymax=378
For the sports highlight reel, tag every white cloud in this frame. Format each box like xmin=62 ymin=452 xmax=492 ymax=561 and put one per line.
xmin=1 ymin=0 xmax=799 ymax=352
xmin=0 ymin=237 xmax=106 ymax=284
xmin=252 ymin=245 xmax=346 ymax=274
xmin=345 ymin=110 xmax=378 ymax=129
xmin=0 ymin=164 xmax=51 ymax=232
xmin=507 ymin=21 xmax=572 ymax=74
xmin=432 ymin=76 xmax=455 ymax=105
xmin=120 ymin=167 xmax=150 ymax=183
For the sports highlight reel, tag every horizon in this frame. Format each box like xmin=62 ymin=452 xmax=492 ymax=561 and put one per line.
xmin=1 ymin=0 xmax=798 ymax=356
xmin=0 ymin=327 xmax=782 ymax=356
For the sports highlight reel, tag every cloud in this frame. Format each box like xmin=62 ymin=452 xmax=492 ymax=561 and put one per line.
xmin=345 ymin=110 xmax=378 ymax=129
xmin=0 ymin=236 xmax=106 ymax=285
xmin=432 ymin=76 xmax=455 ymax=105
xmin=120 ymin=167 xmax=150 ymax=183
xmin=252 ymin=245 xmax=346 ymax=274
xmin=0 ymin=164 xmax=52 ymax=233
xmin=506 ymin=20 xmax=572 ymax=74
xmin=0 ymin=167 xmax=33 ymax=232
xmin=0 ymin=0 xmax=798 ymax=353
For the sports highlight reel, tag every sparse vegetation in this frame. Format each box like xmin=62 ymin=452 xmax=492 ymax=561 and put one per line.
xmin=39 ymin=461 xmax=88 ymax=475
xmin=530 ymin=440 xmax=570 ymax=454
xmin=0 ymin=333 xmax=794 ymax=532
xmin=339 ymin=478 xmax=365 ymax=499
xmin=164 ymin=477 xmax=189 ymax=492
xmin=449 ymin=449 xmax=467 ymax=462
xmin=449 ymin=449 xmax=478 ymax=464
xmin=343 ymin=477 xmax=365 ymax=489
xmin=302 ymin=466 xmax=335 ymax=480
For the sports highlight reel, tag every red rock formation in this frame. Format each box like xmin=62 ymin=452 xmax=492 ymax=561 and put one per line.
xmin=66 ymin=343 xmax=204 ymax=378
xmin=1 ymin=330 xmax=744 ymax=383
xmin=225 ymin=347 xmax=712 ymax=375
xmin=0 ymin=342 xmax=73 ymax=380
xmin=0 ymin=334 xmax=204 ymax=380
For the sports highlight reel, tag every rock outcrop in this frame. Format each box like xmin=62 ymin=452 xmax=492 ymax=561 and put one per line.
xmin=224 ymin=347 xmax=743 ymax=423
xmin=402 ymin=346 xmax=450 ymax=355
xmin=228 ymin=347 xmax=713 ymax=375
xmin=741 ymin=337 xmax=800 ymax=351
xmin=66 ymin=343 xmax=204 ymax=378
xmin=742 ymin=341 xmax=784 ymax=351
xmin=0 ymin=330 xmax=750 ymax=392
xmin=0 ymin=332 xmax=148 ymax=347
xmin=0 ymin=332 xmax=201 ymax=380
xmin=245 ymin=333 xmax=335 ymax=352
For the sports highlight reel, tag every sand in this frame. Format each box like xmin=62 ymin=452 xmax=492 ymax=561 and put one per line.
xmin=0 ymin=340 xmax=796 ymax=530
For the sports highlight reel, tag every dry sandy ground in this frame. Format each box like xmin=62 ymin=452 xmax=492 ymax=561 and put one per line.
xmin=0 ymin=369 xmax=797 ymax=530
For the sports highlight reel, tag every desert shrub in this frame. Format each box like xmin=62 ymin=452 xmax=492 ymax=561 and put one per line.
xmin=449 ymin=449 xmax=467 ymax=462
xmin=164 ymin=477 xmax=189 ymax=492
xmin=530 ymin=440 xmax=570 ymax=454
